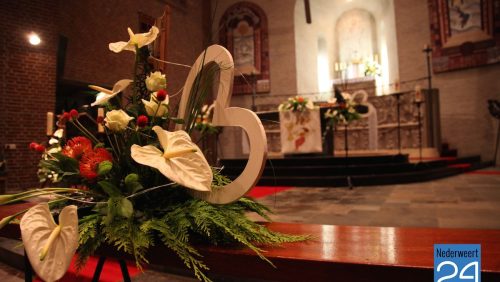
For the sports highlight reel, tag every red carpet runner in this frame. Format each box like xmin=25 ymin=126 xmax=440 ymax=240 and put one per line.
xmin=247 ymin=186 xmax=293 ymax=198
xmin=34 ymin=256 xmax=140 ymax=282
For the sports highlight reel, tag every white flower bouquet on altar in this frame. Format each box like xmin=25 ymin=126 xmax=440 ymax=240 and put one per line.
xmin=278 ymin=95 xmax=315 ymax=112
xmin=0 ymin=26 xmax=307 ymax=282
xmin=324 ymin=90 xmax=361 ymax=127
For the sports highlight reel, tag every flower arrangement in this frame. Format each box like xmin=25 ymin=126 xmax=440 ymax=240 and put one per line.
xmin=363 ymin=59 xmax=381 ymax=77
xmin=0 ymin=26 xmax=306 ymax=282
xmin=194 ymin=103 xmax=220 ymax=135
xmin=278 ymin=96 xmax=314 ymax=112
xmin=324 ymin=91 xmax=361 ymax=127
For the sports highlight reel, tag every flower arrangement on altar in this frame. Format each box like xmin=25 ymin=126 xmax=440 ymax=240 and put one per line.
xmin=194 ymin=103 xmax=219 ymax=135
xmin=324 ymin=89 xmax=361 ymax=127
xmin=0 ymin=26 xmax=306 ymax=282
xmin=278 ymin=95 xmax=314 ymax=112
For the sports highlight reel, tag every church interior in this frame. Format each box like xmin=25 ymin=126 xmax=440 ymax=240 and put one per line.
xmin=0 ymin=0 xmax=499 ymax=281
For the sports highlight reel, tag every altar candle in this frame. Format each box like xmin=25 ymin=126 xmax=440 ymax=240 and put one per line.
xmin=415 ymin=85 xmax=423 ymax=102
xmin=374 ymin=54 xmax=379 ymax=63
xmin=97 ymin=108 xmax=105 ymax=133
xmin=46 ymin=112 xmax=54 ymax=136
xmin=335 ymin=63 xmax=339 ymax=72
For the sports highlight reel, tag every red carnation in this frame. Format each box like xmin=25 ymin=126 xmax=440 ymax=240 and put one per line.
xmin=29 ymin=142 xmax=38 ymax=150
xmin=156 ymin=89 xmax=167 ymax=101
xmin=137 ymin=115 xmax=148 ymax=127
xmin=69 ymin=109 xmax=79 ymax=120
xmin=35 ymin=144 xmax=45 ymax=153
xmin=79 ymin=148 xmax=113 ymax=181
xmin=62 ymin=136 xmax=93 ymax=160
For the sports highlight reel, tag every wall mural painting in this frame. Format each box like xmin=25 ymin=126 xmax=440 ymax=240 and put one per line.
xmin=429 ymin=0 xmax=500 ymax=72
xmin=219 ymin=2 xmax=270 ymax=94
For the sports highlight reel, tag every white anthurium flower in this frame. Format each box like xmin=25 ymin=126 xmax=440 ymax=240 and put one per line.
xmin=47 ymin=146 xmax=61 ymax=154
xmin=142 ymin=93 xmax=169 ymax=117
xmin=105 ymin=110 xmax=134 ymax=132
xmin=53 ymin=128 xmax=64 ymax=138
xmin=130 ymin=126 xmax=212 ymax=191
xmin=109 ymin=26 xmax=159 ymax=53
xmin=20 ymin=203 xmax=78 ymax=282
xmin=145 ymin=71 xmax=167 ymax=92
xmin=89 ymin=79 xmax=133 ymax=107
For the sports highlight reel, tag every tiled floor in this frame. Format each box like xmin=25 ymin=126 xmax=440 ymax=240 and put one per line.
xmin=1 ymin=168 xmax=499 ymax=281
xmin=250 ymin=168 xmax=500 ymax=229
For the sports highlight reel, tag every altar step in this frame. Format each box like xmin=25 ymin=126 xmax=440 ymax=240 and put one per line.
xmin=220 ymin=155 xmax=490 ymax=187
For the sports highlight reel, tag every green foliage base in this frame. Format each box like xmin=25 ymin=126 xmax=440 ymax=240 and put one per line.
xmin=77 ymin=194 xmax=308 ymax=282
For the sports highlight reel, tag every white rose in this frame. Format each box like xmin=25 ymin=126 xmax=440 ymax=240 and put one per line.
xmin=145 ymin=71 xmax=167 ymax=92
xmin=105 ymin=110 xmax=134 ymax=132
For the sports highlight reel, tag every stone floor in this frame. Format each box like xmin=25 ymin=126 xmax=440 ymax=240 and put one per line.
xmin=0 ymin=168 xmax=499 ymax=281
xmin=249 ymin=167 xmax=500 ymax=229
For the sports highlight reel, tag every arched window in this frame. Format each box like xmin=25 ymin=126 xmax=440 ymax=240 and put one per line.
xmin=219 ymin=2 xmax=270 ymax=94
xmin=335 ymin=9 xmax=377 ymax=79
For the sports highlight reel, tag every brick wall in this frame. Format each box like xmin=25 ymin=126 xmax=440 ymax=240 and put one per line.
xmin=0 ymin=0 xmax=206 ymax=191
xmin=58 ymin=0 xmax=206 ymax=116
xmin=0 ymin=0 xmax=58 ymax=191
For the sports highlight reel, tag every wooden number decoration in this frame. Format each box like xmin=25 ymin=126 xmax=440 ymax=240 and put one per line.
xmin=176 ymin=45 xmax=267 ymax=204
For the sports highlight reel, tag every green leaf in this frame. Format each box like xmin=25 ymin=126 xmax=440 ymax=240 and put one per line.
xmin=98 ymin=181 xmax=121 ymax=197
xmin=104 ymin=198 xmax=117 ymax=225
xmin=97 ymin=161 xmax=113 ymax=176
xmin=170 ymin=117 xmax=184 ymax=124
xmin=118 ymin=198 xmax=134 ymax=218
xmin=94 ymin=143 xmax=106 ymax=148
xmin=124 ymin=173 xmax=143 ymax=193
xmin=124 ymin=173 xmax=139 ymax=184
xmin=52 ymin=153 xmax=79 ymax=171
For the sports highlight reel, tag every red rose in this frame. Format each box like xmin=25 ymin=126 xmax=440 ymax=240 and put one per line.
xmin=156 ymin=89 xmax=167 ymax=101
xmin=297 ymin=97 xmax=304 ymax=103
xmin=137 ymin=115 xmax=148 ymax=127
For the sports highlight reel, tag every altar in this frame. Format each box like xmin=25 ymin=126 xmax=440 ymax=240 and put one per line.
xmin=256 ymin=89 xmax=441 ymax=157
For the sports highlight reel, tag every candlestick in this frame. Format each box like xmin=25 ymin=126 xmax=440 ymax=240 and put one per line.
xmin=415 ymin=85 xmax=423 ymax=102
xmin=97 ymin=108 xmax=105 ymax=133
xmin=394 ymin=79 xmax=400 ymax=92
xmin=46 ymin=112 xmax=54 ymax=136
